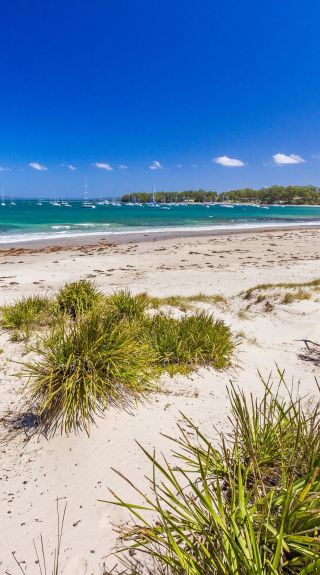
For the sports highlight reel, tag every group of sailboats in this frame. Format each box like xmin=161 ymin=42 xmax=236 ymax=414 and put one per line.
xmin=1 ymin=189 xmax=16 ymax=206
xmin=0 ymin=182 xmax=159 ymax=208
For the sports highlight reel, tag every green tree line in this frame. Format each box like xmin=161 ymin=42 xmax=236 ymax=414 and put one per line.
xmin=121 ymin=185 xmax=320 ymax=205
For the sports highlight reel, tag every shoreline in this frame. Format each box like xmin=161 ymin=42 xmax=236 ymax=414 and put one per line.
xmin=0 ymin=221 xmax=320 ymax=252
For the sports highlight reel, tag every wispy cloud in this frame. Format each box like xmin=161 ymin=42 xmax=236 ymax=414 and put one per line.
xmin=29 ymin=162 xmax=48 ymax=171
xmin=176 ymin=163 xmax=182 ymax=168
xmin=149 ymin=160 xmax=162 ymax=170
xmin=61 ymin=163 xmax=76 ymax=171
xmin=118 ymin=164 xmax=128 ymax=170
xmin=191 ymin=164 xmax=197 ymax=168
xmin=93 ymin=162 xmax=113 ymax=171
xmin=0 ymin=166 xmax=11 ymax=172
xmin=273 ymin=153 xmax=305 ymax=165
xmin=213 ymin=155 xmax=245 ymax=167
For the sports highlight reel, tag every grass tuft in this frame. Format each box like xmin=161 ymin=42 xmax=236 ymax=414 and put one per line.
xmin=282 ymin=289 xmax=311 ymax=304
xmin=6 ymin=286 xmax=236 ymax=434
xmin=57 ymin=279 xmax=101 ymax=318
xmin=1 ymin=295 xmax=54 ymax=340
xmin=141 ymin=292 xmax=229 ymax=312
xmin=142 ymin=312 xmax=235 ymax=374
xmin=108 ymin=378 xmax=320 ymax=574
xmin=25 ymin=309 xmax=156 ymax=435
xmin=107 ymin=289 xmax=148 ymax=321
xmin=242 ymin=278 xmax=320 ymax=300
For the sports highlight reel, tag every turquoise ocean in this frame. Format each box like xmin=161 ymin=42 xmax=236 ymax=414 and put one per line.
xmin=1 ymin=201 xmax=320 ymax=244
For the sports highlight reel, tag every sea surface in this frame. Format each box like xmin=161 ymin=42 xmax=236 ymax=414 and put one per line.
xmin=0 ymin=200 xmax=320 ymax=244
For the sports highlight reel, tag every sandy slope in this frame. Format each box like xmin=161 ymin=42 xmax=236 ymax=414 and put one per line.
xmin=0 ymin=228 xmax=320 ymax=574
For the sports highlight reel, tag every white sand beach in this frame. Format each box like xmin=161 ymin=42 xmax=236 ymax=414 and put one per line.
xmin=1 ymin=227 xmax=320 ymax=574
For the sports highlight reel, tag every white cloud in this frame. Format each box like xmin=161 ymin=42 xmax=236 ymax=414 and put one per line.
xmin=61 ymin=163 xmax=76 ymax=171
xmin=273 ymin=153 xmax=305 ymax=165
xmin=213 ymin=156 xmax=245 ymax=167
xmin=29 ymin=162 xmax=48 ymax=171
xmin=93 ymin=162 xmax=113 ymax=171
xmin=149 ymin=160 xmax=162 ymax=170
xmin=176 ymin=163 xmax=182 ymax=168
xmin=118 ymin=164 xmax=128 ymax=170
xmin=0 ymin=166 xmax=11 ymax=172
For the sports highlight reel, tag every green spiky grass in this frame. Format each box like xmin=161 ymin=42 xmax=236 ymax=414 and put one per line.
xmin=107 ymin=289 xmax=148 ymax=321
xmin=1 ymin=295 xmax=54 ymax=340
xmin=142 ymin=312 xmax=235 ymax=374
xmin=25 ymin=309 xmax=157 ymax=435
xmin=57 ymin=279 xmax=101 ymax=317
xmin=3 ymin=283 xmax=236 ymax=434
xmin=108 ymin=378 xmax=320 ymax=574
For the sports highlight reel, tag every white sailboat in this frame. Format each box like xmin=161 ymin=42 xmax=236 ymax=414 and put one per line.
xmin=148 ymin=184 xmax=159 ymax=207
xmin=82 ymin=179 xmax=95 ymax=208
xmin=1 ymin=189 xmax=6 ymax=206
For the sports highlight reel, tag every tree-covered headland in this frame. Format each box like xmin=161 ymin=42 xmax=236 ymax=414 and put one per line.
xmin=121 ymin=185 xmax=320 ymax=205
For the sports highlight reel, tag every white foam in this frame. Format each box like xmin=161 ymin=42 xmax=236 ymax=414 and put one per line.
xmin=0 ymin=219 xmax=320 ymax=244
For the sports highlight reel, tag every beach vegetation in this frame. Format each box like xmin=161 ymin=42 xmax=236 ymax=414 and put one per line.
xmin=242 ymin=278 xmax=320 ymax=300
xmin=1 ymin=294 xmax=54 ymax=340
xmin=57 ymin=279 xmax=101 ymax=318
xmin=24 ymin=309 xmax=156 ymax=435
xmin=0 ymin=284 xmax=236 ymax=434
xmin=107 ymin=289 xmax=148 ymax=321
xmin=109 ymin=378 xmax=320 ymax=574
xmin=282 ymin=289 xmax=311 ymax=304
xmin=140 ymin=292 xmax=228 ymax=312
xmin=142 ymin=312 xmax=234 ymax=374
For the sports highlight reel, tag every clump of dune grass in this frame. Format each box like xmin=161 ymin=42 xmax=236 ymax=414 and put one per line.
xmin=107 ymin=289 xmax=148 ymax=321
xmin=20 ymin=286 xmax=237 ymax=434
xmin=242 ymin=278 xmax=320 ymax=300
xmin=25 ymin=309 xmax=156 ymax=435
xmin=282 ymin=289 xmax=311 ymax=305
xmin=108 ymin=378 xmax=320 ymax=574
xmin=1 ymin=295 xmax=54 ymax=341
xmin=141 ymin=292 xmax=229 ymax=312
xmin=142 ymin=312 xmax=234 ymax=374
xmin=57 ymin=279 xmax=101 ymax=318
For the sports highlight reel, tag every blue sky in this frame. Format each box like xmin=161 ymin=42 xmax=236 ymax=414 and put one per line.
xmin=1 ymin=0 xmax=320 ymax=197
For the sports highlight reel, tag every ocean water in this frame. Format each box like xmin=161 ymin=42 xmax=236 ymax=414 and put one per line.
xmin=0 ymin=200 xmax=320 ymax=244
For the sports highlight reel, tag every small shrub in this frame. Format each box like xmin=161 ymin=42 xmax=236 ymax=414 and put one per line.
xmin=142 ymin=312 xmax=234 ymax=374
xmin=1 ymin=295 xmax=53 ymax=340
xmin=25 ymin=310 xmax=156 ymax=435
xmin=57 ymin=279 xmax=101 ymax=318
xmin=109 ymin=380 xmax=320 ymax=574
xmin=107 ymin=290 xmax=148 ymax=321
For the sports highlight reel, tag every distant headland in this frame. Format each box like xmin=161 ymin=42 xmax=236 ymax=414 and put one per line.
xmin=121 ymin=185 xmax=320 ymax=205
